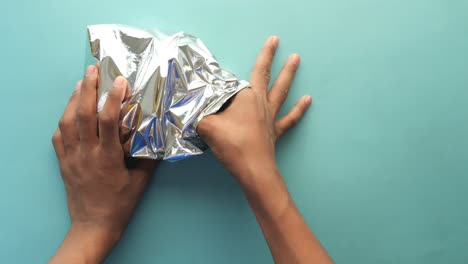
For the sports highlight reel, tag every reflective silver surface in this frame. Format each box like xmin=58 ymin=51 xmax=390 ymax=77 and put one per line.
xmin=88 ymin=24 xmax=249 ymax=161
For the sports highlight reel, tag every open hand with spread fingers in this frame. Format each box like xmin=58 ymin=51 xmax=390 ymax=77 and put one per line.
xmin=198 ymin=36 xmax=312 ymax=183
xmin=198 ymin=37 xmax=332 ymax=264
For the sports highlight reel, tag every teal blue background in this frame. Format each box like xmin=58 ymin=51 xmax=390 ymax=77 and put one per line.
xmin=1 ymin=0 xmax=468 ymax=263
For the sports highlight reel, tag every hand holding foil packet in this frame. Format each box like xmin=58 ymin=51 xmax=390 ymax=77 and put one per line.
xmin=87 ymin=24 xmax=249 ymax=161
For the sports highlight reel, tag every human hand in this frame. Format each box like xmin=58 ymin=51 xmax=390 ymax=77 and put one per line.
xmin=50 ymin=65 xmax=158 ymax=263
xmin=197 ymin=36 xmax=311 ymax=183
xmin=197 ymin=38 xmax=333 ymax=264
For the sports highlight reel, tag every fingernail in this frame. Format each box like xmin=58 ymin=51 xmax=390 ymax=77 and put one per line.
xmin=290 ymin=53 xmax=301 ymax=65
xmin=114 ymin=76 xmax=126 ymax=87
xmin=75 ymin=80 xmax=82 ymax=91
xmin=270 ymin=36 xmax=279 ymax=47
xmin=304 ymin=96 xmax=312 ymax=105
xmin=86 ymin=65 xmax=96 ymax=75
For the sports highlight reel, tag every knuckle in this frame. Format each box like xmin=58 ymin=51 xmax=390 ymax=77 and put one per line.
xmin=79 ymin=151 xmax=88 ymax=162
xmin=66 ymin=162 xmax=80 ymax=177
xmin=59 ymin=165 xmax=71 ymax=179
xmin=84 ymin=71 xmax=97 ymax=81
xmin=77 ymin=109 xmax=92 ymax=123
xmin=244 ymin=91 xmax=258 ymax=104
xmin=289 ymin=114 xmax=300 ymax=126
xmin=58 ymin=118 xmax=68 ymax=130
xmin=291 ymin=116 xmax=299 ymax=126
xmin=78 ymin=148 xmax=94 ymax=165
xmin=262 ymin=68 xmax=271 ymax=81
xmin=107 ymin=90 xmax=122 ymax=104
xmin=289 ymin=119 xmax=298 ymax=127
xmin=279 ymin=87 xmax=289 ymax=99
xmin=99 ymin=112 xmax=116 ymax=126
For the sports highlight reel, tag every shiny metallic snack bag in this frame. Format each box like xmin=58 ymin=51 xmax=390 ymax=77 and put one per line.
xmin=87 ymin=24 xmax=249 ymax=161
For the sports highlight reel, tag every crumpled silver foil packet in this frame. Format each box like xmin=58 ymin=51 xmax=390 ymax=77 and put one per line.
xmin=87 ymin=24 xmax=249 ymax=161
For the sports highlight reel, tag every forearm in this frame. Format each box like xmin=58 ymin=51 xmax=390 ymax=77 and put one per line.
xmin=49 ymin=223 xmax=121 ymax=264
xmin=237 ymin=160 xmax=333 ymax=264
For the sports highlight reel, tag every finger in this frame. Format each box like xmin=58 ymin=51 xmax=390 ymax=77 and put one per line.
xmin=196 ymin=113 xmax=222 ymax=143
xmin=77 ymin=65 xmax=99 ymax=147
xmin=99 ymin=76 xmax=128 ymax=147
xmin=95 ymin=62 xmax=101 ymax=85
xmin=95 ymin=61 xmax=101 ymax=86
xmin=52 ymin=129 xmax=66 ymax=161
xmin=58 ymin=81 xmax=82 ymax=150
xmin=268 ymin=54 xmax=301 ymax=115
xmin=275 ymin=95 xmax=312 ymax=139
xmin=250 ymin=36 xmax=279 ymax=91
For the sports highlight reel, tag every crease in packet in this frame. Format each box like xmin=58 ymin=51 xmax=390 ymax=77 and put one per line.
xmin=87 ymin=24 xmax=249 ymax=161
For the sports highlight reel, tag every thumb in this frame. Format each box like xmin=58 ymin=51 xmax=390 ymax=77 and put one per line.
xmin=197 ymin=115 xmax=220 ymax=142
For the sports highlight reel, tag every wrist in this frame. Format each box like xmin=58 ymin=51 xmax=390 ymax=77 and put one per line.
xmin=49 ymin=223 xmax=122 ymax=264
xmin=72 ymin=222 xmax=122 ymax=261
xmin=236 ymin=159 xmax=293 ymax=221
xmin=72 ymin=222 xmax=122 ymax=245
xmin=233 ymin=154 xmax=277 ymax=186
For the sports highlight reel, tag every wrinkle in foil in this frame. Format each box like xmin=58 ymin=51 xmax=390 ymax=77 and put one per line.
xmin=88 ymin=24 xmax=249 ymax=161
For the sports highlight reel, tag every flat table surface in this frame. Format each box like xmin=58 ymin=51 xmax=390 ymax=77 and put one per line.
xmin=1 ymin=0 xmax=468 ymax=263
